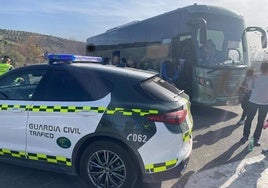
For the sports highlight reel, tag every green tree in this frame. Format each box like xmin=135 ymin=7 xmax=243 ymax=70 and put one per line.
xmin=19 ymin=36 xmax=44 ymax=64
xmin=9 ymin=50 xmax=26 ymax=67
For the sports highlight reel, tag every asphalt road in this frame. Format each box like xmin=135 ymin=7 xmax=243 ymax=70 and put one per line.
xmin=0 ymin=104 xmax=267 ymax=188
xmin=161 ymin=104 xmax=268 ymax=188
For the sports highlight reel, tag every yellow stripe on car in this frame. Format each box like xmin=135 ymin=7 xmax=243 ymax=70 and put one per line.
xmin=145 ymin=158 xmax=178 ymax=173
xmin=0 ymin=104 xmax=159 ymax=116
xmin=0 ymin=148 xmax=71 ymax=166
xmin=183 ymin=129 xmax=192 ymax=142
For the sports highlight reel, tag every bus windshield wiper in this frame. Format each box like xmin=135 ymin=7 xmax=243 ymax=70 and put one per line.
xmin=219 ymin=59 xmax=243 ymax=65
xmin=207 ymin=68 xmax=218 ymax=74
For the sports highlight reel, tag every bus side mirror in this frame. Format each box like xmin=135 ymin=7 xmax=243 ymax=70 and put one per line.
xmin=190 ymin=17 xmax=207 ymax=44
xmin=261 ymin=35 xmax=267 ymax=48
xmin=243 ymin=27 xmax=267 ymax=50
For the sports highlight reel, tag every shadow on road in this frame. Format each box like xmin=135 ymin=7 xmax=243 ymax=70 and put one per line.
xmin=191 ymin=104 xmax=238 ymax=131
xmin=135 ymin=180 xmax=161 ymax=188
xmin=200 ymin=141 xmax=249 ymax=171
xmin=193 ymin=123 xmax=241 ymax=149
xmin=171 ymin=171 xmax=195 ymax=188
xmin=0 ymin=161 xmax=86 ymax=188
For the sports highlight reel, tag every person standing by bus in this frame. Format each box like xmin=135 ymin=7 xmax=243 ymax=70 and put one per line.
xmin=200 ymin=39 xmax=216 ymax=64
xmin=160 ymin=60 xmax=179 ymax=85
xmin=240 ymin=61 xmax=268 ymax=146
xmin=0 ymin=56 xmax=14 ymax=76
xmin=237 ymin=68 xmax=255 ymax=125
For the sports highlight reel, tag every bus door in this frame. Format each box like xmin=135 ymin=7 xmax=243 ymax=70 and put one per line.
xmin=175 ymin=35 xmax=195 ymax=96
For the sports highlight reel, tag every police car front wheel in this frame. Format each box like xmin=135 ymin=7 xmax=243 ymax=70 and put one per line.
xmin=80 ymin=140 xmax=138 ymax=188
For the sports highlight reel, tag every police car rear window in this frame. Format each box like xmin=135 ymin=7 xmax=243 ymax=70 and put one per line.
xmin=72 ymin=69 xmax=113 ymax=101
xmin=141 ymin=76 xmax=183 ymax=101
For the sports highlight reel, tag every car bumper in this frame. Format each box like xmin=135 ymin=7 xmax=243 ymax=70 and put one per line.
xmin=141 ymin=157 xmax=190 ymax=183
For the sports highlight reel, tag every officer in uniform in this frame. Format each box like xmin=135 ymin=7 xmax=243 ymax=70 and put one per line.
xmin=0 ymin=56 xmax=14 ymax=76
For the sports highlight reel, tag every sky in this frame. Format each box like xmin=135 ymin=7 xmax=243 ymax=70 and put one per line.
xmin=0 ymin=0 xmax=267 ymax=42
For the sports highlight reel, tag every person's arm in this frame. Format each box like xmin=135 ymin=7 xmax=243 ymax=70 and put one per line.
xmin=172 ymin=69 xmax=179 ymax=82
xmin=247 ymin=77 xmax=254 ymax=90
xmin=161 ymin=63 xmax=168 ymax=80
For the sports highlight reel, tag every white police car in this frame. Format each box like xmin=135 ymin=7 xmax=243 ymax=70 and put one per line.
xmin=0 ymin=54 xmax=193 ymax=188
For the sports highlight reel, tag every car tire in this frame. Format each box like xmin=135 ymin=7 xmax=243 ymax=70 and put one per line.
xmin=79 ymin=140 xmax=138 ymax=188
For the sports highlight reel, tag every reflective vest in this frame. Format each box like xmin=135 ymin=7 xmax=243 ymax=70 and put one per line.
xmin=0 ymin=63 xmax=12 ymax=76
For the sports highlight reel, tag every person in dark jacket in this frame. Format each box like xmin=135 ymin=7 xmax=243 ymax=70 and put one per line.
xmin=237 ymin=68 xmax=255 ymax=125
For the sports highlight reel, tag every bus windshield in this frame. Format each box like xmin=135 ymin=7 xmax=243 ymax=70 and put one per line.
xmin=197 ymin=14 xmax=245 ymax=66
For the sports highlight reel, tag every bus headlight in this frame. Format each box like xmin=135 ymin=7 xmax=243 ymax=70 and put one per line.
xmin=196 ymin=77 xmax=212 ymax=87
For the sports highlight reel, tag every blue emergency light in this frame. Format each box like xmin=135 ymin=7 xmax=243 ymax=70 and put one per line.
xmin=47 ymin=54 xmax=103 ymax=64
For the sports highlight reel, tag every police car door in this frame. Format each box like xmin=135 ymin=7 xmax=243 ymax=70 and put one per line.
xmin=27 ymin=69 xmax=110 ymax=166
xmin=0 ymin=68 xmax=46 ymax=157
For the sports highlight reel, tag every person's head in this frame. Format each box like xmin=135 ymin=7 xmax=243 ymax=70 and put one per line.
xmin=126 ymin=59 xmax=135 ymax=68
xmin=112 ymin=55 xmax=119 ymax=65
xmin=2 ymin=56 xmax=11 ymax=64
xmin=112 ymin=51 xmax=120 ymax=65
xmin=260 ymin=61 xmax=268 ymax=75
xmin=245 ymin=68 xmax=254 ymax=77
xmin=201 ymin=39 xmax=216 ymax=62
xmin=102 ymin=57 xmax=110 ymax=65
xmin=120 ymin=57 xmax=128 ymax=67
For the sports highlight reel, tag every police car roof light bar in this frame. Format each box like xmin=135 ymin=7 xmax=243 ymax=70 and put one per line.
xmin=47 ymin=54 xmax=103 ymax=64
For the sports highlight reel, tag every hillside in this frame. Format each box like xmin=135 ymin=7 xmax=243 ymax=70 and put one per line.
xmin=0 ymin=29 xmax=86 ymax=67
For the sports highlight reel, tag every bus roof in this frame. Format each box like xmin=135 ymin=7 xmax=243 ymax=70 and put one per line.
xmin=87 ymin=4 xmax=244 ymax=46
xmin=90 ymin=4 xmax=242 ymax=36
xmin=183 ymin=4 xmax=242 ymax=18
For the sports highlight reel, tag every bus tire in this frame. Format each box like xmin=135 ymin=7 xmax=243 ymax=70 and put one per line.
xmin=79 ymin=140 xmax=138 ymax=188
